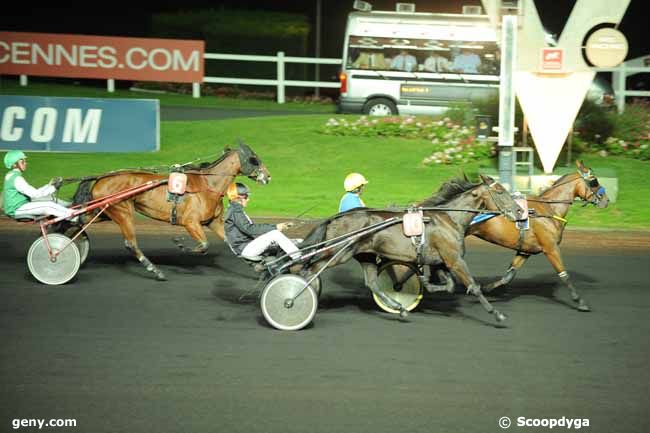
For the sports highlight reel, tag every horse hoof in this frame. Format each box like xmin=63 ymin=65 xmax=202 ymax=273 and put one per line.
xmin=399 ymin=308 xmax=409 ymax=319
xmin=577 ymin=302 xmax=591 ymax=312
xmin=483 ymin=281 xmax=502 ymax=292
xmin=494 ymin=310 xmax=507 ymax=322
xmin=155 ymin=272 xmax=167 ymax=281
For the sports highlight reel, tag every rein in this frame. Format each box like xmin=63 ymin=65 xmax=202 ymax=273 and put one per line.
xmin=365 ymin=207 xmax=501 ymax=215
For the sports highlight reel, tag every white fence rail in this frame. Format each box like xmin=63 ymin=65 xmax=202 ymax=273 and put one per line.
xmin=595 ymin=64 xmax=650 ymax=113
xmin=200 ymin=51 xmax=342 ymax=103
xmin=16 ymin=51 xmax=343 ymax=105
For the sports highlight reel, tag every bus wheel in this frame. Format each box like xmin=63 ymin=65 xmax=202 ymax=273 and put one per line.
xmin=363 ymin=98 xmax=397 ymax=116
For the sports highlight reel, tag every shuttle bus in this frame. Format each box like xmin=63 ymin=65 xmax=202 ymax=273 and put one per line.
xmin=338 ymin=6 xmax=500 ymax=115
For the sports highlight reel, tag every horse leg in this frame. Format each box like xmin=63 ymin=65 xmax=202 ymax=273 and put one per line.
xmin=438 ymin=247 xmax=506 ymax=323
xmin=179 ymin=220 xmax=209 ymax=254
xmin=207 ymin=217 xmax=225 ymax=241
xmin=543 ymin=246 xmax=590 ymax=312
xmin=484 ymin=253 xmax=530 ymax=292
xmin=422 ymin=265 xmax=455 ymax=293
xmin=361 ymin=262 xmax=409 ymax=319
xmin=106 ymin=203 xmax=167 ymax=281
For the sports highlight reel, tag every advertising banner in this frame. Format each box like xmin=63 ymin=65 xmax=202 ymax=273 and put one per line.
xmin=0 ymin=32 xmax=204 ymax=83
xmin=0 ymin=96 xmax=159 ymax=152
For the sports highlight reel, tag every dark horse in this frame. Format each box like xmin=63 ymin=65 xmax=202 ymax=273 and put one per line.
xmin=296 ymin=175 xmax=524 ymax=323
xmin=467 ymin=160 xmax=609 ymax=312
xmin=72 ymin=142 xmax=270 ymax=280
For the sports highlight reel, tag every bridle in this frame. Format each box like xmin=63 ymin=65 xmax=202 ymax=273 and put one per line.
xmin=237 ymin=149 xmax=267 ymax=184
xmin=528 ymin=172 xmax=606 ymax=206
xmin=579 ymin=171 xmax=606 ymax=206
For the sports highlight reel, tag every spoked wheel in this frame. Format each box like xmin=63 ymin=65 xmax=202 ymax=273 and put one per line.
xmin=261 ymin=274 xmax=318 ymax=331
xmin=373 ymin=261 xmax=423 ymax=314
xmin=27 ymin=234 xmax=80 ymax=285
xmin=63 ymin=226 xmax=90 ymax=266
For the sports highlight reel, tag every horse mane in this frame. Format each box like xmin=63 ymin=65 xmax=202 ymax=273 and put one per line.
xmin=538 ymin=173 xmax=577 ymax=196
xmin=184 ymin=150 xmax=234 ymax=171
xmin=418 ymin=177 xmax=480 ymax=207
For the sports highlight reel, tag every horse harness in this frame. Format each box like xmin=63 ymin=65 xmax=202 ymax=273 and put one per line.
xmin=402 ymin=208 xmax=429 ymax=265
xmin=165 ymin=169 xmax=227 ymax=225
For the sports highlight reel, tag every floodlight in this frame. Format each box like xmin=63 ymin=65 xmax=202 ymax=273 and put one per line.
xmin=353 ymin=0 xmax=372 ymax=12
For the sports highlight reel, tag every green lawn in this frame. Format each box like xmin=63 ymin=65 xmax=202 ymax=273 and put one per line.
xmin=1 ymin=113 xmax=648 ymax=229
xmin=0 ymin=80 xmax=336 ymax=112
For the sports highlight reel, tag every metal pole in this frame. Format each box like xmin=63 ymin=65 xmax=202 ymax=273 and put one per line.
xmin=497 ymin=13 xmax=517 ymax=192
xmin=107 ymin=79 xmax=115 ymax=93
xmin=522 ymin=116 xmax=528 ymax=148
xmin=616 ymin=63 xmax=626 ymax=113
xmin=566 ymin=126 xmax=573 ymax=166
xmin=19 ymin=75 xmax=28 ymax=86
xmin=277 ymin=51 xmax=285 ymax=104
xmin=314 ymin=0 xmax=322 ymax=98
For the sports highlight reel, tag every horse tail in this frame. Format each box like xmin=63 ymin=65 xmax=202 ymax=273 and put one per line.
xmin=72 ymin=178 xmax=96 ymax=206
xmin=301 ymin=221 xmax=330 ymax=247
xmin=71 ymin=178 xmax=112 ymax=223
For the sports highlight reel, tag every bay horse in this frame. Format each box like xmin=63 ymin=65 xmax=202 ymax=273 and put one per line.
xmin=72 ymin=142 xmax=270 ymax=280
xmin=468 ymin=160 xmax=609 ymax=312
xmin=296 ymin=175 xmax=524 ymax=323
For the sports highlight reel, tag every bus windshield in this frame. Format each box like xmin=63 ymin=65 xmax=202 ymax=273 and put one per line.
xmin=346 ymin=36 xmax=500 ymax=75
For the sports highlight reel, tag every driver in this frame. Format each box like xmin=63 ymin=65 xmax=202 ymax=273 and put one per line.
xmin=224 ymin=182 xmax=302 ymax=261
xmin=2 ymin=150 xmax=75 ymax=220
xmin=339 ymin=172 xmax=368 ymax=212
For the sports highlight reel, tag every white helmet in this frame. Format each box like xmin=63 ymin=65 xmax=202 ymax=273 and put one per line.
xmin=344 ymin=173 xmax=368 ymax=192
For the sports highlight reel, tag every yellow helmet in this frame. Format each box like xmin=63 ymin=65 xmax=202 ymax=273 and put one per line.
xmin=344 ymin=173 xmax=368 ymax=192
xmin=226 ymin=182 xmax=250 ymax=200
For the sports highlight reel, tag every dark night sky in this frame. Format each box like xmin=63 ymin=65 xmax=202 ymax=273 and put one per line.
xmin=0 ymin=1 xmax=646 ymax=61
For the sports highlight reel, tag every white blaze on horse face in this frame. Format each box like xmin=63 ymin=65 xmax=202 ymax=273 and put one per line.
xmin=482 ymin=0 xmax=631 ymax=173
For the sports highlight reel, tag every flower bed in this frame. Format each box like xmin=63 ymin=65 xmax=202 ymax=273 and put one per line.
xmin=576 ymin=101 xmax=650 ymax=161
xmin=321 ymin=116 xmax=496 ymax=165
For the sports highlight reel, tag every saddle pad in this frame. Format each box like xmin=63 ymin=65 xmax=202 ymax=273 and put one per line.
xmin=514 ymin=196 xmax=528 ymax=221
xmin=403 ymin=212 xmax=424 ymax=237
xmin=168 ymin=172 xmax=188 ymax=194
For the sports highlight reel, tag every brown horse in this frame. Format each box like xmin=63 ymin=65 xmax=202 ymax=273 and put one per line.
xmin=296 ymin=175 xmax=524 ymax=323
xmin=468 ymin=160 xmax=609 ymax=311
xmin=72 ymin=142 xmax=271 ymax=280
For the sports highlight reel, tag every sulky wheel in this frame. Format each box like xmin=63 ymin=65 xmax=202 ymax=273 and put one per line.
xmin=27 ymin=233 xmax=80 ymax=285
xmin=261 ymin=274 xmax=318 ymax=331
xmin=63 ymin=226 xmax=90 ymax=266
xmin=300 ymin=271 xmax=323 ymax=299
xmin=373 ymin=261 xmax=423 ymax=314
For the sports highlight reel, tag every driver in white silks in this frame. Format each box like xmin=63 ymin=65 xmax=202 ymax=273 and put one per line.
xmin=2 ymin=150 xmax=75 ymax=221
xmin=224 ymin=182 xmax=302 ymax=262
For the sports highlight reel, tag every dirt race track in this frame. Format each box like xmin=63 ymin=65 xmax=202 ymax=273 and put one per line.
xmin=1 ymin=218 xmax=649 ymax=433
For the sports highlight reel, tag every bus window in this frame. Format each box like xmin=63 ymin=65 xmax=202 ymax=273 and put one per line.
xmin=346 ymin=35 xmax=500 ymax=75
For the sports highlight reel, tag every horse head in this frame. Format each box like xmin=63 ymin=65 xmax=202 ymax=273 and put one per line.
xmin=476 ymin=175 xmax=525 ymax=221
xmin=234 ymin=140 xmax=271 ymax=185
xmin=576 ymin=160 xmax=609 ymax=208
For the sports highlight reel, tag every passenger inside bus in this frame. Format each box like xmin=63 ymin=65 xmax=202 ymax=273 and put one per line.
xmin=423 ymin=51 xmax=451 ymax=72
xmin=390 ymin=49 xmax=418 ymax=72
xmin=452 ymin=47 xmax=482 ymax=73
xmin=352 ymin=49 xmax=387 ymax=70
